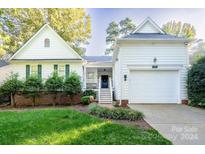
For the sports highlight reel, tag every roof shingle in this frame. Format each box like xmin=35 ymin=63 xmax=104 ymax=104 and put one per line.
xmin=121 ymin=33 xmax=186 ymax=41
xmin=83 ymin=56 xmax=112 ymax=62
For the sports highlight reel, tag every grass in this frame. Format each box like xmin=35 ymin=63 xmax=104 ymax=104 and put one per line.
xmin=0 ymin=109 xmax=171 ymax=145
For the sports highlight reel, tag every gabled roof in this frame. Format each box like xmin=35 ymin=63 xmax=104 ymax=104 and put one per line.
xmin=83 ymin=56 xmax=112 ymax=63
xmin=9 ymin=24 xmax=82 ymax=61
xmin=121 ymin=33 xmax=186 ymax=41
xmin=113 ymin=17 xmax=189 ymax=63
xmin=119 ymin=17 xmax=187 ymax=42
xmin=133 ymin=17 xmax=165 ymax=34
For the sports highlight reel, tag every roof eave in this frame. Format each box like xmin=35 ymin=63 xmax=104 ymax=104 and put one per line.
xmin=117 ymin=38 xmax=188 ymax=43
xmin=10 ymin=58 xmax=83 ymax=62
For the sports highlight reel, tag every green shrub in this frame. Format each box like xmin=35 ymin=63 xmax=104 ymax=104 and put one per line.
xmin=83 ymin=90 xmax=96 ymax=98
xmin=187 ymin=56 xmax=205 ymax=106
xmin=0 ymin=73 xmax=23 ymax=106
xmin=45 ymin=72 xmax=63 ymax=106
xmin=81 ymin=96 xmax=90 ymax=105
xmin=64 ymin=72 xmax=82 ymax=98
xmin=23 ymin=75 xmax=43 ymax=106
xmin=88 ymin=103 xmax=144 ymax=121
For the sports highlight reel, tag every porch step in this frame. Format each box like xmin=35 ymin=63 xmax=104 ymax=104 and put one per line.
xmin=99 ymin=88 xmax=112 ymax=104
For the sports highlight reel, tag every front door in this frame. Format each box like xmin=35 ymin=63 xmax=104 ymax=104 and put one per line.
xmin=101 ymin=75 xmax=108 ymax=88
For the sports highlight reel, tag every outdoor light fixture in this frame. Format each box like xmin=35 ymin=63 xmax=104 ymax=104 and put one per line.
xmin=153 ymin=57 xmax=157 ymax=63
xmin=124 ymin=74 xmax=127 ymax=81
xmin=152 ymin=57 xmax=158 ymax=68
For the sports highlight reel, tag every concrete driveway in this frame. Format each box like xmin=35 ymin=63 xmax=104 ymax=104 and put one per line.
xmin=129 ymin=104 xmax=205 ymax=145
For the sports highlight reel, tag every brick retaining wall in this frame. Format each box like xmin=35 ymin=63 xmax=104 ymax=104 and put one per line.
xmin=14 ymin=92 xmax=81 ymax=107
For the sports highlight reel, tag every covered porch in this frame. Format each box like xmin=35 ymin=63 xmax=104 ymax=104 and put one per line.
xmin=84 ymin=67 xmax=113 ymax=90
xmin=83 ymin=56 xmax=113 ymax=103
xmin=84 ymin=66 xmax=113 ymax=103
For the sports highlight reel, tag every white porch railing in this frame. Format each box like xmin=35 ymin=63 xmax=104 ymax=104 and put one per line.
xmin=86 ymin=78 xmax=98 ymax=83
xmin=109 ymin=77 xmax=113 ymax=102
xmin=98 ymin=76 xmax=101 ymax=103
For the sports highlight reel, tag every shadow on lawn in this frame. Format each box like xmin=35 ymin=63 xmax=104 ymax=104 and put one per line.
xmin=67 ymin=123 xmax=171 ymax=145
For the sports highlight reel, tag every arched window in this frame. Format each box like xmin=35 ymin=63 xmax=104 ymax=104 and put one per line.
xmin=44 ymin=38 xmax=50 ymax=47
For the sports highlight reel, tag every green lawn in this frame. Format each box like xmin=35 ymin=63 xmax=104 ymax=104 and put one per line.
xmin=0 ymin=109 xmax=171 ymax=145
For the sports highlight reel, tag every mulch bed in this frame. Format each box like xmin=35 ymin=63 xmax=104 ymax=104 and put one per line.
xmin=0 ymin=104 xmax=151 ymax=129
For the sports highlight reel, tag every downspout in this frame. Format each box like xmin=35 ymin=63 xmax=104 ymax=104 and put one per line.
xmin=118 ymin=49 xmax=122 ymax=106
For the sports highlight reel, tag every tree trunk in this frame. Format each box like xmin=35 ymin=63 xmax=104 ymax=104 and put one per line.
xmin=32 ymin=96 xmax=35 ymax=107
xmin=11 ymin=93 xmax=14 ymax=107
xmin=10 ymin=93 xmax=16 ymax=107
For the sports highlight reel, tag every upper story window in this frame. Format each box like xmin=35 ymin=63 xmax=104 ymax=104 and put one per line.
xmin=44 ymin=38 xmax=50 ymax=47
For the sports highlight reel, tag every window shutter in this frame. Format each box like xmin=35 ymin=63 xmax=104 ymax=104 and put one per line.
xmin=65 ymin=64 xmax=70 ymax=78
xmin=38 ymin=64 xmax=42 ymax=79
xmin=26 ymin=65 xmax=30 ymax=79
xmin=54 ymin=64 xmax=58 ymax=73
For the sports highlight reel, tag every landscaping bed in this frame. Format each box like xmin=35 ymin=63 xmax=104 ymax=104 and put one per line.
xmin=0 ymin=108 xmax=171 ymax=145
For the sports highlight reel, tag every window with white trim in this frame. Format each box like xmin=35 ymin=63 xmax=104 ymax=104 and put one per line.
xmin=31 ymin=65 xmax=38 ymax=75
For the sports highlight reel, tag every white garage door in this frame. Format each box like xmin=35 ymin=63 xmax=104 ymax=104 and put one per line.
xmin=129 ymin=70 xmax=179 ymax=104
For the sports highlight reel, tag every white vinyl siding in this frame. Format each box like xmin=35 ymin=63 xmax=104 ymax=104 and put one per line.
xmin=12 ymin=26 xmax=81 ymax=60
xmin=0 ymin=65 xmax=12 ymax=85
xmin=137 ymin=21 xmax=160 ymax=33
xmin=113 ymin=60 xmax=121 ymax=100
xmin=116 ymin=42 xmax=188 ymax=102
xmin=9 ymin=61 xmax=83 ymax=81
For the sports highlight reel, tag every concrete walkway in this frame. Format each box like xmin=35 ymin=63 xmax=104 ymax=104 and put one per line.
xmin=130 ymin=104 xmax=205 ymax=145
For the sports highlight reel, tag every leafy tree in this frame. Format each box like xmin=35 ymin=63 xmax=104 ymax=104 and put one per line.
xmin=64 ymin=72 xmax=82 ymax=99
xmin=191 ymin=40 xmax=205 ymax=64
xmin=105 ymin=22 xmax=120 ymax=55
xmin=23 ymin=75 xmax=43 ymax=106
xmin=119 ymin=18 xmax=136 ymax=36
xmin=162 ymin=21 xmax=196 ymax=39
xmin=45 ymin=72 xmax=63 ymax=106
xmin=0 ymin=8 xmax=91 ymax=57
xmin=187 ymin=56 xmax=205 ymax=106
xmin=106 ymin=18 xmax=136 ymax=55
xmin=0 ymin=73 xmax=23 ymax=106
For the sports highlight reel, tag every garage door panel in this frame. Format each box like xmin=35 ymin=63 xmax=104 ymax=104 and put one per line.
xmin=129 ymin=70 xmax=179 ymax=103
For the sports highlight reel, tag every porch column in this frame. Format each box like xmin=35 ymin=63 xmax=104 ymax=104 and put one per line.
xmin=84 ymin=66 xmax=87 ymax=90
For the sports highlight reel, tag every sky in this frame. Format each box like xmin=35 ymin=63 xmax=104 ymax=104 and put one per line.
xmin=85 ymin=8 xmax=205 ymax=56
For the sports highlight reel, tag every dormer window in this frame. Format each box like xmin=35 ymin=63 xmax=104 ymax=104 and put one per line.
xmin=44 ymin=38 xmax=50 ymax=47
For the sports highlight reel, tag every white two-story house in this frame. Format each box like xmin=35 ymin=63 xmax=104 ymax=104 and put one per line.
xmin=0 ymin=17 xmax=189 ymax=105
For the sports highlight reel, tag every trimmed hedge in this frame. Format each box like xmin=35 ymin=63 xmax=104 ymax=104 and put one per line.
xmin=187 ymin=57 xmax=205 ymax=106
xmin=88 ymin=103 xmax=144 ymax=121
xmin=0 ymin=72 xmax=83 ymax=106
xmin=83 ymin=90 xmax=96 ymax=98
xmin=81 ymin=96 xmax=90 ymax=105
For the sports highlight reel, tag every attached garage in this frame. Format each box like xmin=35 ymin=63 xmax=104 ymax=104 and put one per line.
xmin=129 ymin=70 xmax=180 ymax=104
xmin=113 ymin=17 xmax=188 ymax=106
